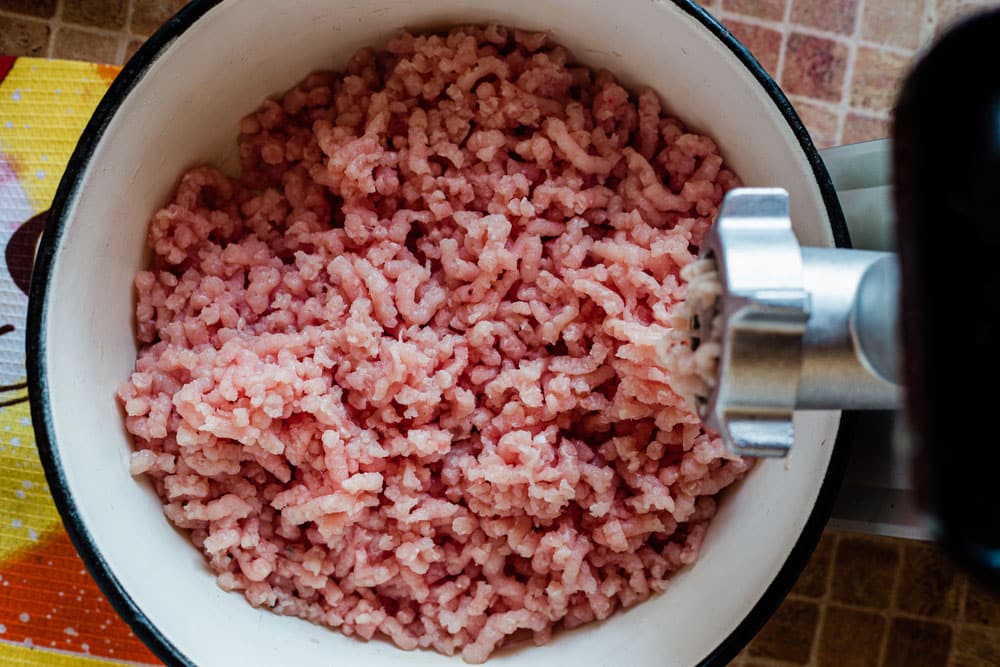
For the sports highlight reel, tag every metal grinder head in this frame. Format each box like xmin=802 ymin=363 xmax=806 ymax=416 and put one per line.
xmin=673 ymin=188 xmax=900 ymax=458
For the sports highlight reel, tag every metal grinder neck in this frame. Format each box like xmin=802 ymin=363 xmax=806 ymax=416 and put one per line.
xmin=698 ymin=188 xmax=900 ymax=458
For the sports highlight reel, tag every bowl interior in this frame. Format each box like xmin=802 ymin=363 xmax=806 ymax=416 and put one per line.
xmin=36 ymin=0 xmax=840 ymax=665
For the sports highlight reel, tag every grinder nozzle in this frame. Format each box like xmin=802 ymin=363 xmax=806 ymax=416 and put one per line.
xmin=661 ymin=188 xmax=901 ymax=458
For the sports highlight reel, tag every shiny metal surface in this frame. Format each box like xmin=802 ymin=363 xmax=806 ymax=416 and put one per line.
xmin=797 ymin=248 xmax=901 ymax=409
xmin=701 ymin=187 xmax=902 ymax=457
xmin=818 ymin=140 xmax=926 ymax=540
xmin=698 ymin=189 xmax=809 ymax=457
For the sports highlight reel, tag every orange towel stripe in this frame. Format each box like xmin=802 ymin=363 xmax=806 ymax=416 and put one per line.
xmin=0 ymin=529 xmax=160 ymax=665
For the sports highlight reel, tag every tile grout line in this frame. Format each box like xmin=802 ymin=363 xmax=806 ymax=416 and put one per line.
xmin=786 ymin=93 xmax=889 ymax=120
xmin=1 ymin=1 xmax=144 ymax=64
xmin=50 ymin=23 xmax=133 ymax=40
xmin=711 ymin=8 xmax=917 ymax=58
xmin=773 ymin=0 xmax=793 ymax=97
xmin=834 ymin=0 xmax=867 ymax=146
xmin=785 ymin=593 xmax=974 ymax=625
xmin=714 ymin=4 xmax=910 ymax=136
xmin=946 ymin=571 xmax=971 ymax=666
xmin=45 ymin=0 xmax=66 ymax=59
xmin=807 ymin=531 xmax=840 ymax=666
xmin=918 ymin=0 xmax=937 ymax=48
xmin=739 ymin=657 xmax=807 ymax=667
xmin=887 ymin=542 xmax=903 ymax=614
xmin=875 ymin=540 xmax=905 ymax=667
xmin=0 ymin=8 xmax=61 ymax=22
xmin=117 ymin=0 xmax=139 ymax=65
xmin=809 ymin=536 xmax=974 ymax=667
xmin=0 ymin=8 xmax=46 ymax=21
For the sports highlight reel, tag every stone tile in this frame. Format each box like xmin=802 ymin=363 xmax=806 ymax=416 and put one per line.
xmin=780 ymin=32 xmax=849 ymax=102
xmin=0 ymin=3 xmax=985 ymax=664
xmin=51 ymin=27 xmax=118 ymax=63
xmin=125 ymin=39 xmax=146 ymax=63
xmin=0 ymin=15 xmax=50 ymax=58
xmin=790 ymin=0 xmax=859 ymax=35
xmin=951 ymin=624 xmax=1000 ymax=667
xmin=896 ymin=542 xmax=961 ymax=620
xmin=850 ymin=46 xmax=909 ymax=114
xmin=965 ymin=578 xmax=1000 ymax=627
xmin=861 ymin=0 xmax=925 ymax=50
xmin=817 ymin=606 xmax=886 ymax=667
xmin=722 ymin=0 xmax=787 ymax=22
xmin=935 ymin=0 xmax=993 ymax=37
xmin=843 ymin=113 xmax=890 ymax=143
xmin=883 ymin=618 xmax=952 ymax=667
xmin=0 ymin=0 xmax=58 ymax=18
xmin=130 ymin=0 xmax=187 ymax=37
xmin=831 ymin=536 xmax=900 ymax=608
xmin=61 ymin=0 xmax=127 ymax=30
xmin=793 ymin=530 xmax=836 ymax=598
xmin=747 ymin=599 xmax=819 ymax=664
xmin=723 ymin=19 xmax=783 ymax=75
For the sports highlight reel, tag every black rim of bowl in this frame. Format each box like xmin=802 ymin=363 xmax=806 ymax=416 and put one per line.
xmin=26 ymin=1 xmax=853 ymax=665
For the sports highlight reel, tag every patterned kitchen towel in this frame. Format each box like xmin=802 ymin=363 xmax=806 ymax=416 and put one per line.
xmin=0 ymin=56 xmax=161 ymax=667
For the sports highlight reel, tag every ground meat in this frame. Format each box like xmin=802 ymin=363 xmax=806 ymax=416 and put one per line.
xmin=118 ymin=25 xmax=748 ymax=663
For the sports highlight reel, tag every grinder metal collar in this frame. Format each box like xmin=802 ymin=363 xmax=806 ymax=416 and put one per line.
xmin=694 ymin=188 xmax=901 ymax=458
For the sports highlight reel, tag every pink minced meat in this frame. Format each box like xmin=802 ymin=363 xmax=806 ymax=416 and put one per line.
xmin=119 ymin=25 xmax=748 ymax=663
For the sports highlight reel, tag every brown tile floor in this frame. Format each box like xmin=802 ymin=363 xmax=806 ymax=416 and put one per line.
xmin=705 ymin=0 xmax=998 ymax=146
xmin=0 ymin=0 xmax=184 ymax=65
xmin=2 ymin=1 xmax=1000 ymax=666
xmin=734 ymin=532 xmax=1000 ymax=666
xmin=1 ymin=0 xmax=994 ymax=147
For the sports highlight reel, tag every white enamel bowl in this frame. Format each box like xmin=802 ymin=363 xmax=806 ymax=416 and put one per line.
xmin=27 ymin=1 xmax=851 ymax=665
